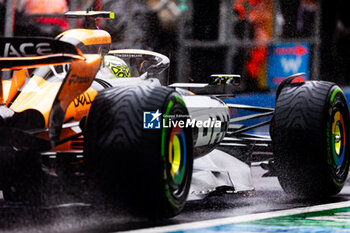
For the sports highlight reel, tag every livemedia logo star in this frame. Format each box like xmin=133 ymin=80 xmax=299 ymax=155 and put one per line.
xmin=143 ymin=109 xmax=162 ymax=129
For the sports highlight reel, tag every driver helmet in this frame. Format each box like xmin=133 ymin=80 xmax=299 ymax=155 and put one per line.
xmin=102 ymin=55 xmax=131 ymax=78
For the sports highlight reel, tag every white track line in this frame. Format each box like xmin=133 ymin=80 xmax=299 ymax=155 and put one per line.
xmin=118 ymin=201 xmax=350 ymax=233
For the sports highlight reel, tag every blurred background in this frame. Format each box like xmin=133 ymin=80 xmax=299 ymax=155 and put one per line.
xmin=1 ymin=0 xmax=350 ymax=92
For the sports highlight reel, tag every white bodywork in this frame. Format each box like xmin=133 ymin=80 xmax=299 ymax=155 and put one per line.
xmin=188 ymin=149 xmax=254 ymax=200
xmin=182 ymin=95 xmax=230 ymax=148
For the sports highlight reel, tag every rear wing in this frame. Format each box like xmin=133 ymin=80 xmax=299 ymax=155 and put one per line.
xmin=0 ymin=37 xmax=84 ymax=70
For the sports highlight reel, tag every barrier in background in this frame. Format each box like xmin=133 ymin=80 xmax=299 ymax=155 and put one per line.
xmin=267 ymin=42 xmax=310 ymax=89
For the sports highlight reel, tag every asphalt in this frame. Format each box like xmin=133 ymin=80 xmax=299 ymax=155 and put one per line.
xmin=1 ymin=166 xmax=350 ymax=233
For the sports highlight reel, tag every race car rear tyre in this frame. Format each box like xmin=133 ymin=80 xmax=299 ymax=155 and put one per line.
xmin=84 ymin=86 xmax=193 ymax=218
xmin=272 ymin=81 xmax=350 ymax=197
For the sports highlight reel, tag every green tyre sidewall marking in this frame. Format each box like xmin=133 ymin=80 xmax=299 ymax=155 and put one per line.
xmin=161 ymin=93 xmax=192 ymax=212
xmin=327 ymin=87 xmax=349 ymax=189
xmin=162 ymin=98 xmax=177 ymax=209
xmin=330 ymin=88 xmax=344 ymax=104
xmin=161 ymin=100 xmax=174 ymax=158
xmin=175 ymin=95 xmax=186 ymax=108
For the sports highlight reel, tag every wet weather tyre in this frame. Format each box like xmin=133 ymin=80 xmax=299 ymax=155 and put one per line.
xmin=272 ymin=81 xmax=350 ymax=197
xmin=84 ymin=85 xmax=193 ymax=217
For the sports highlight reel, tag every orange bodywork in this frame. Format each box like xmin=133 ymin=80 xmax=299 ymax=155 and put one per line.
xmin=65 ymin=88 xmax=98 ymax=122
xmin=9 ymin=75 xmax=99 ymax=126
xmin=6 ymin=55 xmax=102 ymax=152
xmin=2 ymin=80 xmax=12 ymax=104
xmin=6 ymin=69 xmax=29 ymax=106
xmin=0 ymin=28 xmax=111 ymax=152
xmin=10 ymin=75 xmax=62 ymax=125
xmin=57 ymin=29 xmax=111 ymax=48
xmin=10 ymin=54 xmax=101 ymax=124
xmin=54 ymin=54 xmax=101 ymax=121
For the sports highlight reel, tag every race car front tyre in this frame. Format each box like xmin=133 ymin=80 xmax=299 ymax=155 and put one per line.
xmin=84 ymin=85 xmax=193 ymax=218
xmin=272 ymin=81 xmax=350 ymax=197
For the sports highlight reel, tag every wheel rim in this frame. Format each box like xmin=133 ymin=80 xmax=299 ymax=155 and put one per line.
xmin=331 ymin=111 xmax=346 ymax=168
xmin=168 ymin=125 xmax=187 ymax=198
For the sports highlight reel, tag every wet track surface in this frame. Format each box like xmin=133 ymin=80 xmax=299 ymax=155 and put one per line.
xmin=1 ymin=167 xmax=350 ymax=233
